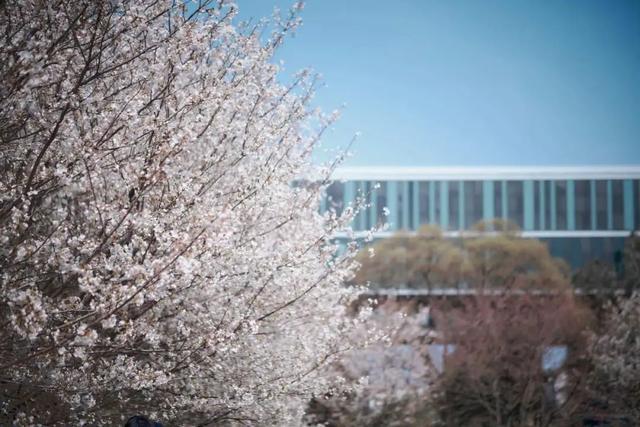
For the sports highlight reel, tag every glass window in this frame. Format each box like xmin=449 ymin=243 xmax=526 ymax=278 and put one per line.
xmin=376 ymin=181 xmax=388 ymax=224
xmin=326 ymin=181 xmax=344 ymax=216
xmin=397 ymin=182 xmax=404 ymax=230
xmin=612 ymin=180 xmax=624 ymax=229
xmin=464 ymin=181 xmax=483 ymax=229
xmin=352 ymin=181 xmax=361 ymax=230
xmin=556 ymin=181 xmax=567 ymax=230
xmin=544 ymin=181 xmax=552 ymax=230
xmin=362 ymin=181 xmax=371 ymax=230
xmin=434 ymin=182 xmax=441 ymax=225
xmin=635 ymin=180 xmax=640 ymax=230
xmin=408 ymin=181 xmax=415 ymax=230
xmin=575 ymin=180 xmax=591 ymax=230
xmin=534 ymin=181 xmax=541 ymax=230
xmin=448 ymin=181 xmax=460 ymax=230
xmin=419 ymin=181 xmax=430 ymax=225
xmin=595 ymin=180 xmax=607 ymax=230
xmin=507 ymin=181 xmax=524 ymax=228
xmin=494 ymin=180 xmax=503 ymax=220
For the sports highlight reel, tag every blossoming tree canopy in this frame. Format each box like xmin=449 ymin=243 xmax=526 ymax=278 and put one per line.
xmin=0 ymin=0 xmax=365 ymax=425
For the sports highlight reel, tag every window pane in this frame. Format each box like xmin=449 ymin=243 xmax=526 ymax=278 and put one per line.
xmin=408 ymin=182 xmax=415 ymax=230
xmin=575 ymin=180 xmax=591 ymax=230
xmin=556 ymin=181 xmax=567 ymax=230
xmin=596 ymin=181 xmax=607 ymax=230
xmin=633 ymin=180 xmax=640 ymax=230
xmin=612 ymin=180 xmax=624 ymax=229
xmin=419 ymin=181 xmax=430 ymax=225
xmin=507 ymin=181 xmax=524 ymax=229
xmin=376 ymin=181 xmax=387 ymax=224
xmin=397 ymin=182 xmax=404 ymax=230
xmin=362 ymin=181 xmax=371 ymax=230
xmin=353 ymin=181 xmax=361 ymax=230
xmin=327 ymin=182 xmax=344 ymax=216
xmin=449 ymin=181 xmax=460 ymax=230
xmin=464 ymin=181 xmax=483 ymax=229
xmin=545 ymin=181 xmax=552 ymax=230
xmin=494 ymin=180 xmax=502 ymax=220
xmin=534 ymin=181 xmax=540 ymax=230
xmin=434 ymin=182 xmax=441 ymax=225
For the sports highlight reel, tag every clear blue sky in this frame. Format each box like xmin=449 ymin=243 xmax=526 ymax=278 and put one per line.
xmin=237 ymin=1 xmax=640 ymax=167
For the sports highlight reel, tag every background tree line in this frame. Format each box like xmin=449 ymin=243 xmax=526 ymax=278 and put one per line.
xmin=307 ymin=222 xmax=640 ymax=426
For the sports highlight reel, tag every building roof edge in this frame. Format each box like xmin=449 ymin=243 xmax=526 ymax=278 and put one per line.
xmin=331 ymin=165 xmax=640 ymax=180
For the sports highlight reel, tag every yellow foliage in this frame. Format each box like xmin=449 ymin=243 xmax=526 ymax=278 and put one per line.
xmin=354 ymin=220 xmax=571 ymax=291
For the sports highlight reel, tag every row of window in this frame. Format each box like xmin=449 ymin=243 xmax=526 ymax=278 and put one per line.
xmin=323 ymin=179 xmax=640 ymax=232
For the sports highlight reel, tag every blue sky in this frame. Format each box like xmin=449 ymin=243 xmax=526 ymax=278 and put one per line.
xmin=237 ymin=1 xmax=640 ymax=167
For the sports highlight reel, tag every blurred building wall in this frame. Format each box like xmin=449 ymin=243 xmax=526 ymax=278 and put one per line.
xmin=324 ymin=166 xmax=640 ymax=269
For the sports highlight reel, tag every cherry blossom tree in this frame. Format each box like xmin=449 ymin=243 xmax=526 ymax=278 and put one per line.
xmin=305 ymin=301 xmax=438 ymax=426
xmin=587 ymin=293 xmax=640 ymax=423
xmin=0 ymin=1 xmax=367 ymax=424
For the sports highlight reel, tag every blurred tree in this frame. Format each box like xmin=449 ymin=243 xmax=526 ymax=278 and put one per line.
xmin=305 ymin=301 xmax=440 ymax=427
xmin=573 ymin=260 xmax=619 ymax=291
xmin=623 ymin=234 xmax=640 ymax=294
xmin=585 ymin=292 xmax=640 ymax=424
xmin=353 ymin=225 xmax=466 ymax=290
xmin=570 ymin=233 xmax=640 ymax=293
xmin=570 ymin=236 xmax=640 ymax=424
xmin=470 ymin=218 xmax=521 ymax=234
xmin=433 ymin=293 xmax=590 ymax=426
xmin=351 ymin=219 xmax=592 ymax=426
xmin=465 ymin=220 xmax=570 ymax=291
xmin=353 ymin=220 xmax=570 ymax=291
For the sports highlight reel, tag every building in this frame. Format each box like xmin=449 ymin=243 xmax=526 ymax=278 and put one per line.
xmin=323 ymin=166 xmax=640 ymax=269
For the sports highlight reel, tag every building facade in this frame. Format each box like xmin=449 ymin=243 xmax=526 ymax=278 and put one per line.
xmin=324 ymin=166 xmax=640 ymax=269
